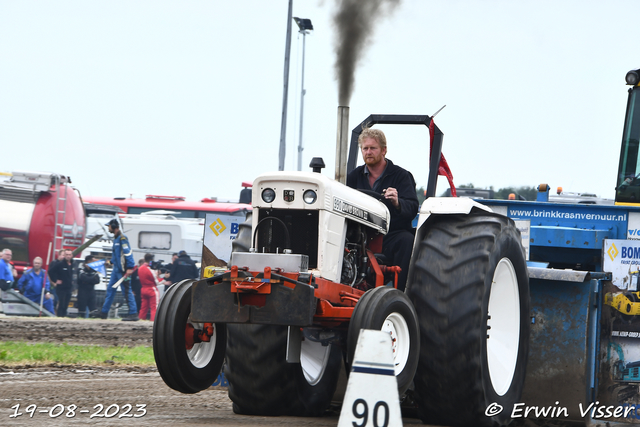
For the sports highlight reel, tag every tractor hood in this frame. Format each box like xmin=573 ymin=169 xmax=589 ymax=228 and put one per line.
xmin=252 ymin=171 xmax=390 ymax=235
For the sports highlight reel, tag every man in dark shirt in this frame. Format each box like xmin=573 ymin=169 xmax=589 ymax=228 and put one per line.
xmin=169 ymin=250 xmax=199 ymax=285
xmin=48 ymin=249 xmax=74 ymax=317
xmin=163 ymin=253 xmax=179 ymax=286
xmin=47 ymin=250 xmax=65 ymax=312
xmin=77 ymin=255 xmax=101 ymax=318
xmin=130 ymin=259 xmax=143 ymax=316
xmin=347 ymin=127 xmax=419 ymax=291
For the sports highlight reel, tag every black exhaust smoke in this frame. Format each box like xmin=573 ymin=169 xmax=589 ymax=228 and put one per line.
xmin=333 ymin=0 xmax=401 ymax=106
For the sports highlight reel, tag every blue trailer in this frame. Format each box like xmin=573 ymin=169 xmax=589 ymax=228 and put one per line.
xmin=471 ymin=68 xmax=640 ymax=425
xmin=478 ymin=196 xmax=640 ymax=424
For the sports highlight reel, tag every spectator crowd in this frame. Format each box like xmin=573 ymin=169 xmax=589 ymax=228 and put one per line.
xmin=0 ymin=247 xmax=200 ymax=322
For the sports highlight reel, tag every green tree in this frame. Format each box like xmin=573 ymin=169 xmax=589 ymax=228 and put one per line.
xmin=435 ymin=184 xmax=538 ymax=200
xmin=417 ymin=187 xmax=426 ymax=204
xmin=495 ymin=186 xmax=537 ymax=200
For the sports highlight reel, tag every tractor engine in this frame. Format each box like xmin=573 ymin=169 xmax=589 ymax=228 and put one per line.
xmin=239 ymin=171 xmax=390 ymax=288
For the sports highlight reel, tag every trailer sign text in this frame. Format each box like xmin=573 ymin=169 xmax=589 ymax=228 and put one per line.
xmin=603 ymin=239 xmax=640 ymax=290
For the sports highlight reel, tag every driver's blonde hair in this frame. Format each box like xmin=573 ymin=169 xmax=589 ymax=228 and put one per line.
xmin=358 ymin=127 xmax=387 ymax=150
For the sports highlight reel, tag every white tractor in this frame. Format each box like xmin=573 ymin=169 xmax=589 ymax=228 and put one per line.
xmin=153 ymin=114 xmax=530 ymax=426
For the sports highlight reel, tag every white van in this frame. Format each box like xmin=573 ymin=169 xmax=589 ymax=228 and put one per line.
xmin=79 ymin=211 xmax=208 ymax=316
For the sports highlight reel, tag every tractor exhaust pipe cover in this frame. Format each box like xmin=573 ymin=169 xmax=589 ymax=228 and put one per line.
xmin=335 ymin=106 xmax=350 ymax=184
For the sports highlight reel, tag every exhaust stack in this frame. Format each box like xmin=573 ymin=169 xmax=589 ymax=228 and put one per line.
xmin=335 ymin=106 xmax=350 ymax=184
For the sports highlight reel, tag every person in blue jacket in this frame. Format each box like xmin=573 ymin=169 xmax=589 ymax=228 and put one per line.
xmin=93 ymin=219 xmax=139 ymax=321
xmin=18 ymin=256 xmax=55 ymax=314
xmin=0 ymin=249 xmax=17 ymax=291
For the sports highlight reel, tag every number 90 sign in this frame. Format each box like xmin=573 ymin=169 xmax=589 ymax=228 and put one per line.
xmin=351 ymin=398 xmax=390 ymax=427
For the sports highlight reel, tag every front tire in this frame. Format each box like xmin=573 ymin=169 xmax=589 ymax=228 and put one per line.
xmin=295 ymin=332 xmax=343 ymax=416
xmin=153 ymin=279 xmax=226 ymax=394
xmin=347 ymin=286 xmax=420 ymax=395
xmin=406 ymin=213 xmax=529 ymax=427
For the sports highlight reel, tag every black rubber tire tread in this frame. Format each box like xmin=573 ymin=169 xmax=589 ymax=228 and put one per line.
xmin=294 ymin=340 xmax=343 ymax=416
xmin=346 ymin=286 xmax=420 ymax=395
xmin=153 ymin=279 xmax=226 ymax=394
xmin=225 ymin=323 xmax=304 ymax=415
xmin=225 ymin=207 xmax=340 ymax=416
xmin=153 ymin=282 xmax=182 ymax=391
xmin=405 ymin=213 xmax=529 ymax=427
xmin=226 ymin=211 xmax=304 ymax=415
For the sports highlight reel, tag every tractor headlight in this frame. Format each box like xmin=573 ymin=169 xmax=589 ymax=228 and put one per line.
xmin=303 ymin=189 xmax=317 ymax=204
xmin=261 ymin=188 xmax=276 ymax=203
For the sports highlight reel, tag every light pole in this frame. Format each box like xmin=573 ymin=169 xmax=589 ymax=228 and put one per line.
xmin=294 ymin=17 xmax=313 ymax=171
xmin=278 ymin=0 xmax=293 ymax=171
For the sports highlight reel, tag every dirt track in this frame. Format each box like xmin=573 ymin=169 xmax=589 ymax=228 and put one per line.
xmin=0 ymin=317 xmax=424 ymax=427
xmin=0 ymin=317 xmax=154 ymax=347
xmin=0 ymin=367 xmax=347 ymax=427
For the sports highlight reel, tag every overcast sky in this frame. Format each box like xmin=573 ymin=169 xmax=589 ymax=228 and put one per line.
xmin=1 ymin=1 xmax=636 ymax=202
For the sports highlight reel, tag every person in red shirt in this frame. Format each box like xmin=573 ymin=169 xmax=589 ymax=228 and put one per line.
xmin=138 ymin=253 xmax=160 ymax=321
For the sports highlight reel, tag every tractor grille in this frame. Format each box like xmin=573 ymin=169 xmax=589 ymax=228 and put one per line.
xmin=256 ymin=209 xmax=319 ymax=269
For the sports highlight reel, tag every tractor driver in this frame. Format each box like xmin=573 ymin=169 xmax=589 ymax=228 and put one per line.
xmin=347 ymin=127 xmax=419 ymax=292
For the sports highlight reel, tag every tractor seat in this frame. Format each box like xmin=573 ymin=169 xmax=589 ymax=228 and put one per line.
xmin=374 ymin=253 xmax=389 ymax=265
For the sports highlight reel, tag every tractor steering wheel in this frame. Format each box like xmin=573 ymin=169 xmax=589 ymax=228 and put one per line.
xmin=357 ymin=189 xmax=393 ymax=207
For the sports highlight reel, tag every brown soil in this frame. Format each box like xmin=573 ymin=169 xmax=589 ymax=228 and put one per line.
xmin=0 ymin=316 xmax=424 ymax=426
xmin=0 ymin=367 xmax=342 ymax=426
xmin=0 ymin=316 xmax=154 ymax=347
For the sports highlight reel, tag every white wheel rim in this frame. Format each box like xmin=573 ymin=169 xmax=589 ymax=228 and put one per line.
xmin=381 ymin=312 xmax=410 ymax=376
xmin=487 ymin=258 xmax=520 ymax=396
xmin=186 ymin=322 xmax=217 ymax=369
xmin=301 ymin=339 xmax=331 ymax=385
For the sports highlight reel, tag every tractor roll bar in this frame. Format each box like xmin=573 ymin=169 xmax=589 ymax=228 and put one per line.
xmin=347 ymin=114 xmax=444 ymax=199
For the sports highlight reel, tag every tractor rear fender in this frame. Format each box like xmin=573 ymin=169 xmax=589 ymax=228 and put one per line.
xmin=415 ymin=197 xmax=493 ymax=230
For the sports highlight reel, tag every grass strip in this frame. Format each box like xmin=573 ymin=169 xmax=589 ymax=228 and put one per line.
xmin=0 ymin=341 xmax=155 ymax=366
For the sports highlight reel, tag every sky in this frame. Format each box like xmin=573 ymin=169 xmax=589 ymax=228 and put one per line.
xmin=1 ymin=0 xmax=636 ymax=203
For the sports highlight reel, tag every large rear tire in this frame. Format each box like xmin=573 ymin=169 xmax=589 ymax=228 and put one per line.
xmin=347 ymin=286 xmax=420 ymax=395
xmin=226 ymin=210 xmax=304 ymax=415
xmin=153 ymin=279 xmax=226 ymax=394
xmin=226 ymin=324 xmax=342 ymax=416
xmin=405 ymin=213 xmax=529 ymax=427
xmin=225 ymin=209 xmax=341 ymax=416
xmin=225 ymin=324 xmax=304 ymax=415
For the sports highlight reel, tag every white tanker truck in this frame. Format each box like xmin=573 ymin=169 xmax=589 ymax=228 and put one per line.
xmin=0 ymin=171 xmax=85 ymax=273
xmin=0 ymin=171 xmax=85 ymax=316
